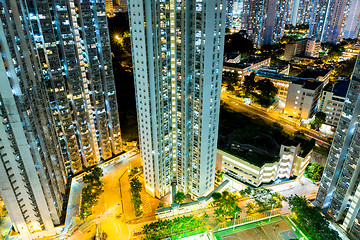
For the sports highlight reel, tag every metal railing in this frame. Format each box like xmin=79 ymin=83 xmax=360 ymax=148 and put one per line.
xmin=218 ymin=209 xmax=281 ymax=231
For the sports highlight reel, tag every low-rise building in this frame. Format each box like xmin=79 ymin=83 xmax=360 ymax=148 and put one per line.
xmin=318 ymin=78 xmax=350 ymax=127
xmin=284 ymin=79 xmax=323 ymax=119
xmin=223 ymin=56 xmax=271 ymax=81
xmin=217 ymin=139 xmax=312 ymax=187
xmin=255 ymin=71 xmax=298 ymax=102
xmin=224 ymin=52 xmax=241 ymax=64
xmin=297 ymin=67 xmax=332 ymax=86
xmin=258 ymin=64 xmax=290 ymax=75
xmin=284 ymin=38 xmax=320 ymax=61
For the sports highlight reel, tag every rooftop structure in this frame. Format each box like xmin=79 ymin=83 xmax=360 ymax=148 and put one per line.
xmin=297 ymin=67 xmax=332 ymax=86
xmin=255 ymin=71 xmax=303 ymax=102
xmin=223 ymin=56 xmax=271 ymax=81
xmin=258 ymin=65 xmax=290 ymax=75
xmin=217 ymin=137 xmax=312 ymax=187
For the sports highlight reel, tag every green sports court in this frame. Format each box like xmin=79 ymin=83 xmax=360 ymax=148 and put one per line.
xmin=214 ymin=216 xmax=306 ymax=240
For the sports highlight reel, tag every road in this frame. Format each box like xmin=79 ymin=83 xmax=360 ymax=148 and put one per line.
xmin=65 ymin=151 xmax=142 ymax=240
xmin=221 ymin=94 xmax=331 ymax=148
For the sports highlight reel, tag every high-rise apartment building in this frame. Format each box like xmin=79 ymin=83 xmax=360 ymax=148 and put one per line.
xmin=226 ymin=0 xmax=234 ymax=28
xmin=290 ymin=0 xmax=313 ymax=26
xmin=128 ymin=0 xmax=226 ymax=199
xmin=341 ymin=0 xmax=360 ymax=40
xmin=0 ymin=0 xmax=121 ymax=239
xmin=105 ymin=0 xmax=114 ymax=14
xmin=241 ymin=0 xmax=290 ymax=47
xmin=314 ymin=54 xmax=360 ymax=239
xmin=308 ymin=0 xmax=351 ymax=44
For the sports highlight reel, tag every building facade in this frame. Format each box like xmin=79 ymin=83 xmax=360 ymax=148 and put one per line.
xmin=284 ymin=79 xmax=323 ymax=119
xmin=284 ymin=38 xmax=320 ymax=61
xmin=0 ymin=0 xmax=121 ymax=239
xmin=318 ymin=79 xmax=350 ymax=127
xmin=341 ymin=0 xmax=360 ymax=40
xmin=217 ymin=139 xmax=311 ymax=187
xmin=308 ymin=0 xmax=350 ymax=44
xmin=223 ymin=56 xmax=271 ymax=82
xmin=226 ymin=0 xmax=234 ymax=28
xmin=290 ymin=0 xmax=313 ymax=26
xmin=315 ymin=54 xmax=360 ymax=240
xmin=128 ymin=0 xmax=226 ymax=199
xmin=241 ymin=0 xmax=290 ymax=47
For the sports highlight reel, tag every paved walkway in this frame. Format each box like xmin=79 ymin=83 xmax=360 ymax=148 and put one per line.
xmin=65 ymin=152 xmax=142 ymax=240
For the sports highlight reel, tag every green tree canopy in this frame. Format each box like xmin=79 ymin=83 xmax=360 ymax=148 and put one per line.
xmin=83 ymin=166 xmax=103 ymax=184
xmin=173 ymin=192 xmax=187 ymax=204
xmin=305 ymin=163 xmax=324 ymax=181
xmin=213 ymin=191 xmax=242 ymax=222
xmin=243 ymin=73 xmax=256 ymax=95
xmin=287 ymin=195 xmax=341 ymax=240
xmin=223 ymin=71 xmax=239 ymax=91
xmin=255 ymin=78 xmax=278 ymax=107
xmin=312 ymin=112 xmax=326 ymax=130
xmin=211 ymin=192 xmax=222 ymax=201
xmin=81 ymin=167 xmax=104 ymax=218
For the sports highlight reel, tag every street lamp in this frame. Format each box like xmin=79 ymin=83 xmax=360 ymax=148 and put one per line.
xmin=233 ymin=212 xmax=238 ymax=231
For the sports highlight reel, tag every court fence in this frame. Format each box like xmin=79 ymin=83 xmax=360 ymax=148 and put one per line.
xmin=217 ymin=209 xmax=281 ymax=231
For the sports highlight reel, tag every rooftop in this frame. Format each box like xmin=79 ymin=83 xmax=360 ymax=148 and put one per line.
xmin=282 ymin=138 xmax=300 ymax=147
xmin=292 ymin=79 xmax=323 ymax=90
xmin=297 ymin=68 xmax=331 ymax=79
xmin=256 ymin=70 xmax=299 ymax=82
xmin=324 ymin=79 xmax=350 ymax=98
xmin=219 ymin=146 xmax=279 ymax=167
xmin=224 ymin=55 xmax=269 ymax=69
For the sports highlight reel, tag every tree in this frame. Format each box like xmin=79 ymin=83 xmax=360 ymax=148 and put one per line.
xmin=83 ymin=166 xmax=103 ymax=184
xmin=246 ymin=202 xmax=256 ymax=214
xmin=243 ymin=73 xmax=256 ymax=95
xmin=255 ymin=78 xmax=278 ymax=107
xmin=213 ymin=191 xmax=242 ymax=222
xmin=305 ymin=163 xmax=324 ymax=181
xmin=215 ymin=170 xmax=224 ymax=184
xmin=211 ymin=192 xmax=222 ymax=201
xmin=287 ymin=195 xmax=341 ymax=240
xmin=223 ymin=71 xmax=239 ymax=91
xmin=142 ymin=214 xmax=208 ymax=239
xmin=224 ymin=33 xmax=254 ymax=56
xmin=173 ymin=192 xmax=187 ymax=204
xmin=312 ymin=112 xmax=326 ymax=129
xmin=129 ymin=175 xmax=143 ymax=216
xmin=81 ymin=167 xmax=104 ymax=218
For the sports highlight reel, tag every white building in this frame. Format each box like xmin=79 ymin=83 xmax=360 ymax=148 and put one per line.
xmin=284 ymin=38 xmax=320 ymax=61
xmin=318 ymin=79 xmax=350 ymax=127
xmin=217 ymin=138 xmax=312 ymax=187
xmin=128 ymin=0 xmax=226 ymax=199
xmin=284 ymin=79 xmax=323 ymax=119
